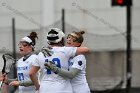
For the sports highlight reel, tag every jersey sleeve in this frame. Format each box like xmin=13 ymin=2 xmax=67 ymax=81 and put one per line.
xmin=71 ymin=55 xmax=86 ymax=70
xmin=31 ymin=52 xmax=42 ymax=67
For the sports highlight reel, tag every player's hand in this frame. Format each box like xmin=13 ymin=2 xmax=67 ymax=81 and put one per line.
xmin=9 ymin=81 xmax=19 ymax=86
xmin=35 ymin=84 xmax=40 ymax=91
xmin=0 ymin=73 xmax=7 ymax=82
xmin=44 ymin=61 xmax=59 ymax=74
xmin=0 ymin=75 xmax=4 ymax=81
xmin=41 ymin=46 xmax=53 ymax=57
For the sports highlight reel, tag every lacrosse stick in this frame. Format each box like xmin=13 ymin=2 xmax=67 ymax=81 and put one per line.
xmin=0 ymin=54 xmax=16 ymax=88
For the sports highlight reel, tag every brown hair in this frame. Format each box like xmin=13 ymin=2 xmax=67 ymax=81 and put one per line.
xmin=27 ymin=31 xmax=38 ymax=46
xmin=72 ymin=30 xmax=85 ymax=43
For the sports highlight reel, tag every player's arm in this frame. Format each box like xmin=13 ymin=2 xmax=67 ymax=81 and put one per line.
xmin=58 ymin=68 xmax=80 ymax=79
xmin=8 ymin=79 xmax=34 ymax=87
xmin=6 ymin=78 xmax=17 ymax=84
xmin=0 ymin=73 xmax=5 ymax=81
xmin=44 ymin=61 xmax=80 ymax=79
xmin=76 ymin=47 xmax=90 ymax=56
xmin=0 ymin=76 xmax=3 ymax=81
xmin=19 ymin=80 xmax=34 ymax=86
xmin=0 ymin=76 xmax=5 ymax=81
xmin=29 ymin=65 xmax=40 ymax=90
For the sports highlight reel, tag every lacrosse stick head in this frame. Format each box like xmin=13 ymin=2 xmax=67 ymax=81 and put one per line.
xmin=2 ymin=54 xmax=16 ymax=74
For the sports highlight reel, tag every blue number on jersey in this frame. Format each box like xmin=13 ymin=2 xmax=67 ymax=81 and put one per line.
xmin=45 ymin=58 xmax=61 ymax=74
xmin=52 ymin=58 xmax=61 ymax=68
xmin=18 ymin=73 xmax=24 ymax=81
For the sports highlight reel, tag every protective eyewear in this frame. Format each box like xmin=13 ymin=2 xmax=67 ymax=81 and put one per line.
xmin=18 ymin=41 xmax=29 ymax=47
xmin=67 ymin=34 xmax=80 ymax=42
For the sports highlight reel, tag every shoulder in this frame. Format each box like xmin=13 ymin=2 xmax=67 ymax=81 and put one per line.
xmin=31 ymin=54 xmax=37 ymax=57
xmin=63 ymin=46 xmax=77 ymax=50
xmin=72 ymin=55 xmax=86 ymax=64
xmin=30 ymin=54 xmax=37 ymax=59
xmin=37 ymin=52 xmax=44 ymax=57
xmin=17 ymin=57 xmax=23 ymax=63
xmin=74 ymin=55 xmax=85 ymax=59
xmin=25 ymin=54 xmax=38 ymax=63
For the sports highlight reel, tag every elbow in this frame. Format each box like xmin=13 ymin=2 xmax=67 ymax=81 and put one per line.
xmin=85 ymin=47 xmax=90 ymax=53
xmin=29 ymin=71 xmax=32 ymax=76
xmin=29 ymin=71 xmax=34 ymax=78
xmin=76 ymin=47 xmax=90 ymax=55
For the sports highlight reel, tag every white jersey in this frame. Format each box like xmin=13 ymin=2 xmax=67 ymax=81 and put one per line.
xmin=69 ymin=55 xmax=91 ymax=93
xmin=16 ymin=54 xmax=37 ymax=93
xmin=33 ymin=46 xmax=77 ymax=93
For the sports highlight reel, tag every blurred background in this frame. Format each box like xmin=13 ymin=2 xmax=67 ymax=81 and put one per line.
xmin=0 ymin=0 xmax=140 ymax=93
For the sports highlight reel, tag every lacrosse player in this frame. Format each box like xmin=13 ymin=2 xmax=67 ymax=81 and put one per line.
xmin=8 ymin=32 xmax=38 ymax=93
xmin=29 ymin=28 xmax=89 ymax=93
xmin=44 ymin=30 xmax=91 ymax=93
